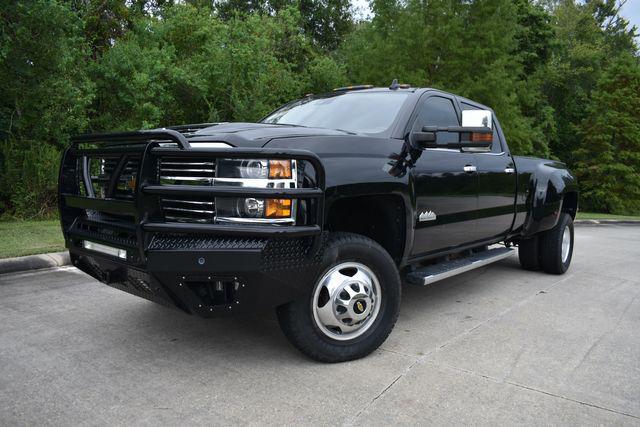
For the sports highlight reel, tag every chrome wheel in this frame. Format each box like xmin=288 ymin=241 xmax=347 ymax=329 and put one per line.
xmin=561 ymin=225 xmax=571 ymax=263
xmin=312 ymin=262 xmax=382 ymax=341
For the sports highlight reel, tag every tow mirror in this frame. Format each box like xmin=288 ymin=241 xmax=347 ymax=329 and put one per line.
xmin=408 ymin=109 xmax=494 ymax=152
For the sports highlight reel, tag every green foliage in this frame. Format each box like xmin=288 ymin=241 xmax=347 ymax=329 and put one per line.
xmin=0 ymin=0 xmax=93 ymax=146
xmin=0 ymin=0 xmax=639 ymax=218
xmin=0 ymin=138 xmax=61 ymax=218
xmin=0 ymin=0 xmax=93 ymax=216
xmin=575 ymin=53 xmax=640 ymax=214
xmin=215 ymin=0 xmax=354 ymax=50
xmin=341 ymin=0 xmax=553 ymax=156
xmin=88 ymin=5 xmax=344 ymax=130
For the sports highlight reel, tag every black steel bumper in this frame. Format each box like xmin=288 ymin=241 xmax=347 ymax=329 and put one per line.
xmin=69 ymin=234 xmax=325 ymax=317
xmin=59 ymin=130 xmax=326 ymax=317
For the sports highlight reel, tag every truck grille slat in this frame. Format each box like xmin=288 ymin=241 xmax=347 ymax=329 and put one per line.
xmin=158 ymin=157 xmax=217 ymax=223
xmin=163 ymin=207 xmax=215 ymax=214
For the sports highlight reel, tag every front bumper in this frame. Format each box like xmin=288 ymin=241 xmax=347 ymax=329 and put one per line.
xmin=59 ymin=129 xmax=326 ymax=317
xmin=70 ymin=234 xmax=324 ymax=317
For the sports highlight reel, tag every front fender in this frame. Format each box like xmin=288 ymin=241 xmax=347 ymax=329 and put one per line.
xmin=264 ymin=135 xmax=415 ymax=262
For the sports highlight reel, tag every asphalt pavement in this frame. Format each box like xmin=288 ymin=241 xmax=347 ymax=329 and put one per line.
xmin=1 ymin=225 xmax=639 ymax=425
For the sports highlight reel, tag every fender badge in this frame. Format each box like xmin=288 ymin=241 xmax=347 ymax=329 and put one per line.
xmin=419 ymin=210 xmax=437 ymax=222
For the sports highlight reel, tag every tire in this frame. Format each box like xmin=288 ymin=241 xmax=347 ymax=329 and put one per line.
xmin=518 ymin=235 xmax=541 ymax=271
xmin=276 ymin=232 xmax=401 ymax=363
xmin=539 ymin=213 xmax=574 ymax=274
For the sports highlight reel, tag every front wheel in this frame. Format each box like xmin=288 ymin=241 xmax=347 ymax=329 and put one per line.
xmin=276 ymin=233 xmax=401 ymax=363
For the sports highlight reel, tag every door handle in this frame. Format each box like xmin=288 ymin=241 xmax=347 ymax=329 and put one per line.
xmin=463 ymin=165 xmax=477 ymax=173
xmin=504 ymin=167 xmax=515 ymax=174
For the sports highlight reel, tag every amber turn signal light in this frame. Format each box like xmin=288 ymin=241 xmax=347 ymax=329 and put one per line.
xmin=268 ymin=160 xmax=292 ymax=179
xmin=471 ymin=132 xmax=493 ymax=143
xmin=265 ymin=198 xmax=292 ymax=218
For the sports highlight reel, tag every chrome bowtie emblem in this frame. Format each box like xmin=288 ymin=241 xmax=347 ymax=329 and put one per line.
xmin=419 ymin=210 xmax=437 ymax=222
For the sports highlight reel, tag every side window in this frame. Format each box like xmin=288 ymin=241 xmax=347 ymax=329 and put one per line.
xmin=412 ymin=96 xmax=459 ymax=144
xmin=461 ymin=102 xmax=502 ymax=153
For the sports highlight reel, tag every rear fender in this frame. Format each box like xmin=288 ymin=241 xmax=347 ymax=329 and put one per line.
xmin=521 ymin=161 xmax=578 ymax=237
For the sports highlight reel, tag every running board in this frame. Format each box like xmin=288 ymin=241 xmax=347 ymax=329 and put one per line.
xmin=405 ymin=246 xmax=515 ymax=286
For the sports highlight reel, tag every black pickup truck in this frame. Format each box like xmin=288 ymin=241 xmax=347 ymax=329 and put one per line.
xmin=59 ymin=83 xmax=578 ymax=362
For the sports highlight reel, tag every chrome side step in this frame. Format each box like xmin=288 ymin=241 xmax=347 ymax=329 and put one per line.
xmin=405 ymin=245 xmax=515 ymax=286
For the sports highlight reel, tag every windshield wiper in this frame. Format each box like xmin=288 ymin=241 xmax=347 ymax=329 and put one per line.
xmin=264 ymin=122 xmax=308 ymax=128
xmin=333 ymin=128 xmax=357 ymax=135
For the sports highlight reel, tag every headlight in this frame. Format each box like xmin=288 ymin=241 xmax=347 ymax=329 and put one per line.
xmin=215 ymin=159 xmax=297 ymax=224
xmin=216 ymin=159 xmax=293 ymax=180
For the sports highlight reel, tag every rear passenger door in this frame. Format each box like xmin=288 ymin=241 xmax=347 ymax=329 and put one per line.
xmin=460 ymin=102 xmax=517 ymax=241
xmin=410 ymin=95 xmax=479 ymax=256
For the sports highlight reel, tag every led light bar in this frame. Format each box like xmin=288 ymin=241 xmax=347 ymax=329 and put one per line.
xmin=82 ymin=240 xmax=127 ymax=259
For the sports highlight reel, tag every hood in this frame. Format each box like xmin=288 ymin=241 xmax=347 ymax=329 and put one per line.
xmin=185 ymin=122 xmax=354 ymax=148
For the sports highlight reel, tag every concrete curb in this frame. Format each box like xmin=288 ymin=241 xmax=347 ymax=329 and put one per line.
xmin=0 ymin=251 xmax=71 ymax=275
xmin=574 ymin=219 xmax=640 ymax=226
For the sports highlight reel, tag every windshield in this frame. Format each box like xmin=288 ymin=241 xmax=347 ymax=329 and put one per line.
xmin=262 ymin=92 xmax=410 ymax=134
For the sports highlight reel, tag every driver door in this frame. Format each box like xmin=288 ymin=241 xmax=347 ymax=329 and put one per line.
xmin=409 ymin=95 xmax=479 ymax=257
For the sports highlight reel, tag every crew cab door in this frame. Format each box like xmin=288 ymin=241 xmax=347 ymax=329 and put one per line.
xmin=409 ymin=95 xmax=479 ymax=256
xmin=460 ymin=102 xmax=517 ymax=240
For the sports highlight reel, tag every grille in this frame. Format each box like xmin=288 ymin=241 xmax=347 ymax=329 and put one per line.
xmin=160 ymin=197 xmax=215 ymax=223
xmin=86 ymin=156 xmax=140 ymax=200
xmin=159 ymin=157 xmax=217 ymax=223
xmin=159 ymin=157 xmax=215 ymax=185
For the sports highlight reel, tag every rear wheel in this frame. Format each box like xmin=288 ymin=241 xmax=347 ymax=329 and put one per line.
xmin=277 ymin=233 xmax=401 ymax=363
xmin=540 ymin=213 xmax=574 ymax=274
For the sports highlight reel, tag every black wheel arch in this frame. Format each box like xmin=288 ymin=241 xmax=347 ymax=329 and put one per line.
xmin=518 ymin=159 xmax=579 ymax=238
xmin=324 ymin=192 xmax=409 ymax=265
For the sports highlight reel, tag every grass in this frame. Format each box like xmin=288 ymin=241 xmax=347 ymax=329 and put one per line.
xmin=576 ymin=212 xmax=640 ymax=221
xmin=0 ymin=220 xmax=65 ymax=259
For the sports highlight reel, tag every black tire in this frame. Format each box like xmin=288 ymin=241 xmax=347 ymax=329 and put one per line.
xmin=276 ymin=232 xmax=401 ymax=363
xmin=539 ymin=213 xmax=574 ymax=274
xmin=518 ymin=235 xmax=541 ymax=271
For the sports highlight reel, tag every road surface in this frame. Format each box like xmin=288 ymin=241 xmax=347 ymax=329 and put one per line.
xmin=1 ymin=226 xmax=639 ymax=425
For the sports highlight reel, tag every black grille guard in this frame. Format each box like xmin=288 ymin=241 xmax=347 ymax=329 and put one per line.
xmin=59 ymin=129 xmax=325 ymax=264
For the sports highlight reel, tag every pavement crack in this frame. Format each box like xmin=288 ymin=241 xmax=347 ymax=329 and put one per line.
xmin=504 ymin=381 xmax=640 ymax=420
xmin=431 ymin=274 xmax=575 ymax=354
xmin=571 ymin=284 xmax=640 ymax=375
xmin=347 ymin=359 xmax=419 ymax=425
xmin=441 ymin=362 xmax=640 ymax=421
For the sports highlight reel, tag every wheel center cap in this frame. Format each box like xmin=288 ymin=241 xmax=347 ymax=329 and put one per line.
xmin=354 ymin=299 xmax=367 ymax=314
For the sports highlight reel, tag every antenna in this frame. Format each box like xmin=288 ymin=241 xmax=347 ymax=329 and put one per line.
xmin=389 ymin=79 xmax=400 ymax=90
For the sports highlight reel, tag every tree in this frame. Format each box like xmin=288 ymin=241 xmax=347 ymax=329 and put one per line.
xmin=214 ymin=0 xmax=353 ymax=51
xmin=341 ymin=0 xmax=543 ymax=154
xmin=575 ymin=53 xmax=640 ymax=214
xmin=544 ymin=0 xmax=638 ymax=166
xmin=0 ymin=0 xmax=93 ymax=216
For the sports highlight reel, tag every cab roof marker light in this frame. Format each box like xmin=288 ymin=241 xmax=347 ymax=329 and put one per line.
xmin=389 ymin=79 xmax=411 ymax=90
